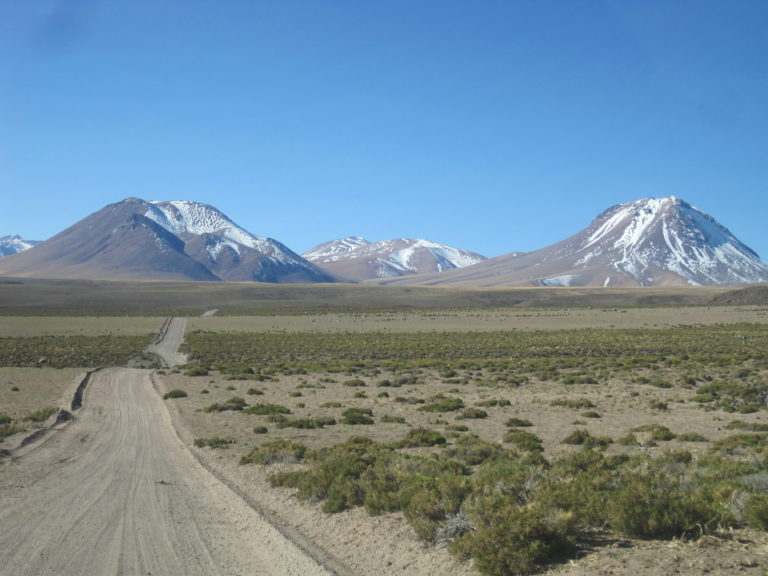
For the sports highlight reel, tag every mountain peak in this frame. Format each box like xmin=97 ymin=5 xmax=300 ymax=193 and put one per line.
xmin=304 ymin=237 xmax=486 ymax=281
xmin=376 ymin=196 xmax=768 ymax=288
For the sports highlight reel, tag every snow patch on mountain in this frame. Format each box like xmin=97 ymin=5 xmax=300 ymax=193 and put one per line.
xmin=145 ymin=200 xmax=302 ymax=265
xmin=0 ymin=235 xmax=40 ymax=257
xmin=302 ymin=237 xmax=371 ymax=262
xmin=575 ymin=196 xmax=768 ymax=286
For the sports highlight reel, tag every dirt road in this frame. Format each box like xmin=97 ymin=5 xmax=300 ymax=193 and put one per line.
xmin=0 ymin=322 xmax=336 ymax=576
xmin=147 ymin=316 xmax=188 ymax=368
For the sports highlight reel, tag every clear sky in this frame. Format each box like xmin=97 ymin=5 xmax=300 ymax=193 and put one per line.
xmin=2 ymin=0 xmax=766 ymax=260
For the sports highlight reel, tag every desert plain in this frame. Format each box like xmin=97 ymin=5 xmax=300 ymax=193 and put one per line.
xmin=1 ymin=279 xmax=768 ymax=575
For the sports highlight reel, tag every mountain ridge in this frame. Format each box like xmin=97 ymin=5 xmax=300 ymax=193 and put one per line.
xmin=303 ymin=237 xmax=487 ymax=282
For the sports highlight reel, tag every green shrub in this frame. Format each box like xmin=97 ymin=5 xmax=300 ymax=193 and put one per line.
xmin=418 ymin=396 xmax=465 ymax=413
xmin=725 ymin=420 xmax=768 ymax=432
xmin=744 ymin=494 xmax=768 ymax=531
xmin=253 ymin=426 xmax=268 ymax=434
xmin=550 ymin=398 xmax=596 ymax=409
xmin=476 ymin=399 xmax=511 ymax=408
xmin=562 ymin=429 xmax=612 ymax=449
xmin=0 ymin=422 xmax=24 ymax=442
xmin=503 ymin=429 xmax=544 ymax=453
xmin=194 ymin=436 xmax=235 ymax=449
xmin=400 ymin=473 xmax=470 ymax=542
xmin=446 ymin=434 xmax=504 ymax=466
xmin=162 ymin=389 xmax=188 ymax=399
xmin=341 ymin=407 xmax=374 ymax=425
xmin=505 ymin=417 xmax=533 ymax=427
xmin=581 ymin=410 xmax=601 ymax=419
xmin=343 ymin=378 xmax=366 ymax=387
xmin=380 ymin=414 xmax=406 ymax=424
xmin=242 ymin=403 xmax=291 ymax=415
xmin=276 ymin=416 xmax=336 ymax=429
xmin=458 ymin=407 xmax=488 ymax=420
xmin=240 ymin=439 xmax=307 ymax=465
xmin=398 ymin=427 xmax=446 ymax=448
xmin=677 ymin=432 xmax=708 ymax=442
xmin=649 ymin=399 xmax=668 ymax=411
xmin=23 ymin=407 xmax=58 ymax=423
xmin=204 ymin=396 xmax=247 ymax=412
xmin=184 ymin=365 xmax=209 ymax=376
xmin=453 ymin=496 xmax=576 ymax=576
xmin=246 ymin=387 xmax=264 ymax=395
xmin=606 ymin=466 xmax=726 ymax=538
xmin=0 ymin=413 xmax=11 ymax=425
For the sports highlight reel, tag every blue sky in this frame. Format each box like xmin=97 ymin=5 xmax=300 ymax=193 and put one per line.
xmin=2 ymin=0 xmax=767 ymax=260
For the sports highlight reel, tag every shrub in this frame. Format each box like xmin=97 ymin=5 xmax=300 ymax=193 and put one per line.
xmin=476 ymin=399 xmax=511 ymax=408
xmin=505 ymin=417 xmax=533 ymax=428
xmin=458 ymin=407 xmax=488 ymax=420
xmin=677 ymin=432 xmax=708 ymax=442
xmin=0 ymin=422 xmax=24 ymax=442
xmin=204 ymin=396 xmax=247 ymax=412
xmin=398 ymin=427 xmax=446 ymax=448
xmin=242 ymin=403 xmax=291 ymax=415
xmin=341 ymin=407 xmax=374 ymax=425
xmin=240 ymin=439 xmax=307 ymax=465
xmin=23 ymin=407 xmax=58 ymax=423
xmin=0 ymin=413 xmax=11 ymax=425
xmin=276 ymin=416 xmax=336 ymax=429
xmin=744 ymin=494 xmax=768 ymax=531
xmin=445 ymin=434 xmax=504 ymax=466
xmin=606 ymin=466 xmax=726 ymax=538
xmin=400 ymin=473 xmax=470 ymax=542
xmin=503 ymin=429 xmax=544 ymax=453
xmin=562 ymin=429 xmax=612 ymax=449
xmin=343 ymin=378 xmax=366 ymax=387
xmin=380 ymin=414 xmax=406 ymax=424
xmin=550 ymin=398 xmax=596 ymax=409
xmin=194 ymin=436 xmax=235 ymax=449
xmin=453 ymin=496 xmax=576 ymax=576
xmin=162 ymin=389 xmax=188 ymax=399
xmin=184 ymin=365 xmax=209 ymax=377
xmin=581 ymin=410 xmax=601 ymax=419
xmin=253 ymin=426 xmax=268 ymax=434
xmin=418 ymin=396 xmax=465 ymax=413
xmin=246 ymin=387 xmax=264 ymax=395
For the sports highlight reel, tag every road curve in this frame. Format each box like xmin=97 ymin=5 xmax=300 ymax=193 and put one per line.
xmin=0 ymin=370 xmax=334 ymax=575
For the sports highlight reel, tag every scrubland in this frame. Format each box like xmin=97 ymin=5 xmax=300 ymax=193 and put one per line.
xmin=2 ymin=281 xmax=768 ymax=575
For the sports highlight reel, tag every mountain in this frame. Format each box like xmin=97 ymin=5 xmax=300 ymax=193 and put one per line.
xmin=0 ymin=235 xmax=40 ymax=257
xmin=0 ymin=198 xmax=336 ymax=283
xmin=303 ymin=237 xmax=487 ymax=282
xmin=377 ymin=197 xmax=768 ymax=287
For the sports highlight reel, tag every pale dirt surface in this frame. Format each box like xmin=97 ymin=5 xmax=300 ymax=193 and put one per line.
xmin=0 ymin=367 xmax=84 ymax=422
xmin=0 ymin=367 xmax=336 ymax=576
xmin=186 ymin=305 xmax=768 ymax=333
xmin=147 ymin=316 xmax=189 ymax=368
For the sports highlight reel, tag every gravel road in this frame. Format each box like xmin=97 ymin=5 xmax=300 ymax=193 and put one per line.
xmin=147 ymin=316 xmax=188 ymax=368
xmin=0 ymin=321 xmax=335 ymax=576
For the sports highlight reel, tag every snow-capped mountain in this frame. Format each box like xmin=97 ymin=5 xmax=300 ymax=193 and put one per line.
xmin=303 ymin=237 xmax=487 ymax=281
xmin=378 ymin=197 xmax=768 ymax=287
xmin=0 ymin=235 xmax=40 ymax=257
xmin=0 ymin=198 xmax=336 ymax=283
